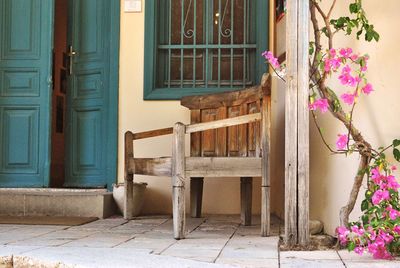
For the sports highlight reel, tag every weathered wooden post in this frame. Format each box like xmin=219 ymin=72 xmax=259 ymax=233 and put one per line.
xmin=285 ymin=0 xmax=310 ymax=246
xmin=172 ymin=122 xmax=186 ymax=239
xmin=124 ymin=131 xmax=134 ymax=220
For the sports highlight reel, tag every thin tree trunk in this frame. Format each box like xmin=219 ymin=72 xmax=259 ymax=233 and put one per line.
xmin=339 ymin=155 xmax=370 ymax=226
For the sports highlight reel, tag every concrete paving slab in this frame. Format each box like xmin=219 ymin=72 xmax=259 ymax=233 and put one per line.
xmin=0 ymin=245 xmax=42 ymax=256
xmin=216 ymin=257 xmax=279 ymax=268
xmin=13 ymin=246 xmax=232 ymax=268
xmin=280 ymin=259 xmax=345 ymax=268
xmin=61 ymin=232 xmax=135 ymax=248
xmin=281 ymin=250 xmax=341 ymax=260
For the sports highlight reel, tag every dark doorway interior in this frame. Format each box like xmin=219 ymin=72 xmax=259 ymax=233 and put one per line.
xmin=50 ymin=0 xmax=68 ymax=187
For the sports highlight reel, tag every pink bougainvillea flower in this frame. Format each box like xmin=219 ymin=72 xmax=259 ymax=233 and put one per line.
xmin=386 ymin=175 xmax=400 ymax=190
xmin=391 ymin=165 xmax=397 ymax=171
xmin=324 ymin=58 xmax=341 ymax=72
xmin=336 ymin=134 xmax=348 ymax=150
xmin=394 ymin=225 xmax=400 ymax=235
xmin=309 ymin=98 xmax=329 ymax=113
xmin=386 ymin=206 xmax=400 ymax=220
xmin=340 ymin=93 xmax=355 ymax=105
xmin=261 ymin=51 xmax=280 ymax=69
xmin=354 ymin=246 xmax=364 ymax=256
xmin=336 ymin=226 xmax=350 ymax=245
xmin=362 ymin=83 xmax=373 ymax=95
xmin=329 ymin=48 xmax=336 ymax=57
xmin=350 ymin=54 xmax=359 ymax=61
xmin=339 ymin=48 xmax=353 ymax=58
xmin=371 ymin=189 xmax=390 ymax=205
xmin=371 ymin=167 xmax=383 ymax=184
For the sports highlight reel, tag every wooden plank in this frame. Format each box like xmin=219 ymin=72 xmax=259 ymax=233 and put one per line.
xmin=238 ymin=104 xmax=248 ymax=157
xmin=185 ymin=157 xmax=262 ymax=177
xmin=172 ymin=123 xmax=186 ymax=239
xmin=129 ymin=157 xmax=172 ymax=177
xmin=216 ymin=107 xmax=227 ymax=156
xmin=186 ymin=113 xmax=261 ymax=134
xmin=285 ymin=0 xmax=299 ymax=246
xmin=297 ymin=0 xmax=310 ymax=245
xmin=124 ymin=131 xmax=134 ymax=220
xmin=132 ymin=127 xmax=173 ymax=140
xmin=261 ymin=95 xmax=271 ymax=236
xmin=181 ymin=85 xmax=269 ymax=110
xmin=228 ymin=106 xmax=240 ymax=156
xmin=240 ymin=177 xmax=253 ymax=226
xmin=201 ymin=109 xmax=217 ymax=156
xmin=190 ymin=110 xmax=202 ymax=156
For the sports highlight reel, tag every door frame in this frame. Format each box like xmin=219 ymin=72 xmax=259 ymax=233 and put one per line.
xmin=51 ymin=0 xmax=120 ymax=190
xmin=105 ymin=1 xmax=120 ymax=191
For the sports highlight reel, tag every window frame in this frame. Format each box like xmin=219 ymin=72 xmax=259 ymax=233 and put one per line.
xmin=143 ymin=0 xmax=269 ymax=100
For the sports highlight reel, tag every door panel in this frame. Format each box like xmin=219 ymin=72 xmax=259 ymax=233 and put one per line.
xmin=64 ymin=0 xmax=110 ymax=187
xmin=0 ymin=0 xmax=53 ymax=187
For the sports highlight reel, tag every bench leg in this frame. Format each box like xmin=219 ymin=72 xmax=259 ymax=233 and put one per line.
xmin=124 ymin=175 xmax=134 ymax=220
xmin=190 ymin=177 xmax=204 ymax=218
xmin=172 ymin=122 xmax=186 ymax=239
xmin=240 ymin=177 xmax=253 ymax=226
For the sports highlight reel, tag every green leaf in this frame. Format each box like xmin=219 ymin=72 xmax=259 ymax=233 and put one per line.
xmin=361 ymin=199 xmax=369 ymax=211
xmin=373 ymin=31 xmax=380 ymax=42
xmin=392 ymin=139 xmax=400 ymax=147
xmin=348 ymin=241 xmax=356 ymax=251
xmin=393 ymin=148 xmax=400 ymax=162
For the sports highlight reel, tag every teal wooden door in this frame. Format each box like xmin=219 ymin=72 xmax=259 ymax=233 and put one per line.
xmin=0 ymin=0 xmax=53 ymax=187
xmin=64 ymin=0 xmax=116 ymax=188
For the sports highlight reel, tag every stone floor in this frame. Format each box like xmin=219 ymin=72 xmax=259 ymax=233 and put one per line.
xmin=0 ymin=215 xmax=399 ymax=267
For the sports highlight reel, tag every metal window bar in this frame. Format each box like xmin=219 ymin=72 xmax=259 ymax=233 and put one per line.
xmin=159 ymin=0 xmax=256 ymax=89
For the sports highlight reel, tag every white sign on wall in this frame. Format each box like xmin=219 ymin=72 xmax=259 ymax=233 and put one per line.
xmin=124 ymin=0 xmax=142 ymax=13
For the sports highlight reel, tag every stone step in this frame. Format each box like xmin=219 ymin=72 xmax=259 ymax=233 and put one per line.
xmin=0 ymin=188 xmax=117 ymax=218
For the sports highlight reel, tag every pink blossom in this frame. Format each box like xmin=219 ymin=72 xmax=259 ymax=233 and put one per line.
xmin=340 ymin=93 xmax=355 ymax=105
xmin=371 ymin=167 xmax=383 ymax=184
xmin=362 ymin=83 xmax=373 ymax=95
xmin=354 ymin=246 xmax=364 ymax=256
xmin=391 ymin=165 xmax=397 ymax=171
xmin=368 ymin=239 xmax=393 ymax=259
xmin=262 ymin=51 xmax=280 ymax=69
xmin=350 ymin=54 xmax=359 ymax=61
xmin=386 ymin=175 xmax=400 ymax=190
xmin=371 ymin=190 xmax=390 ymax=205
xmin=386 ymin=206 xmax=400 ymax=220
xmin=324 ymin=58 xmax=341 ymax=72
xmin=351 ymin=225 xmax=365 ymax=236
xmin=336 ymin=134 xmax=349 ymax=150
xmin=329 ymin=48 xmax=336 ymax=57
xmin=336 ymin=226 xmax=350 ymax=245
xmin=309 ymin=98 xmax=329 ymax=113
xmin=339 ymin=48 xmax=353 ymax=58
xmin=394 ymin=225 xmax=400 ymax=234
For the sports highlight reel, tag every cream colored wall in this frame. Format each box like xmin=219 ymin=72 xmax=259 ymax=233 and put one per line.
xmin=118 ymin=0 xmax=264 ymax=215
xmin=310 ymin=0 xmax=400 ymax=235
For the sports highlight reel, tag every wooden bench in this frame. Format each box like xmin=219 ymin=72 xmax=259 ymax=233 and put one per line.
xmin=124 ymin=74 xmax=271 ymax=239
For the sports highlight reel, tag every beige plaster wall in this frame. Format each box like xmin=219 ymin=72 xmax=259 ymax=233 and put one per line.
xmin=310 ymin=0 xmax=400 ymax=235
xmin=117 ymin=0 xmax=266 ymax=215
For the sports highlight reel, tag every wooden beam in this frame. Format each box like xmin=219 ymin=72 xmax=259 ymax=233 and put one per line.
xmin=285 ymin=0 xmax=299 ymax=246
xmin=297 ymin=0 xmax=310 ymax=246
xmin=181 ymin=85 xmax=270 ymax=110
xmin=172 ymin=122 xmax=186 ymax=239
xmin=129 ymin=157 xmax=172 ymax=177
xmin=133 ymin=127 xmax=173 ymax=140
xmin=124 ymin=131 xmax=134 ymax=220
xmin=261 ymin=95 xmax=271 ymax=236
xmin=185 ymin=157 xmax=261 ymax=177
xmin=186 ymin=113 xmax=261 ymax=134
